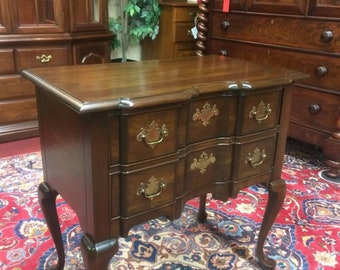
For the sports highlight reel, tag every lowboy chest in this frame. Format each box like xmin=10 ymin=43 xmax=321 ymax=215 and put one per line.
xmin=22 ymin=55 xmax=307 ymax=269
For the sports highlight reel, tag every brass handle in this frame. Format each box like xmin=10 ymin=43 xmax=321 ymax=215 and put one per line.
xmin=308 ymin=104 xmax=321 ymax=114
xmin=221 ymin=21 xmax=230 ymax=30
xmin=136 ymin=121 xmax=168 ymax=148
xmin=35 ymin=54 xmax=52 ymax=63
xmin=245 ymin=148 xmax=267 ymax=168
xmin=320 ymin=30 xmax=333 ymax=43
xmin=249 ymin=101 xmax=272 ymax=124
xmin=137 ymin=176 xmax=167 ymax=200
xmin=315 ymin=66 xmax=328 ymax=77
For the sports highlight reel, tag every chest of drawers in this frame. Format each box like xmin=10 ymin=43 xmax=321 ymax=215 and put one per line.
xmin=197 ymin=0 xmax=340 ymax=178
xmin=142 ymin=1 xmax=199 ymax=59
xmin=22 ymin=55 xmax=306 ymax=269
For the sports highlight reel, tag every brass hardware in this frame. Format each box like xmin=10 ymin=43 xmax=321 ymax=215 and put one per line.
xmin=191 ymin=152 xmax=216 ymax=174
xmin=136 ymin=121 xmax=168 ymax=148
xmin=137 ymin=176 xmax=167 ymax=200
xmin=35 ymin=54 xmax=52 ymax=63
xmin=193 ymin=102 xmax=219 ymax=127
xmin=245 ymin=147 xmax=267 ymax=168
xmin=249 ymin=101 xmax=272 ymax=124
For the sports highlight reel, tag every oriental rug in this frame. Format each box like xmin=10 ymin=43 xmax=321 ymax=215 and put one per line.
xmin=0 ymin=139 xmax=339 ymax=270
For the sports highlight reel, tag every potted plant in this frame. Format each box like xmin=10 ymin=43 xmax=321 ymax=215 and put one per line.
xmin=109 ymin=0 xmax=161 ymax=62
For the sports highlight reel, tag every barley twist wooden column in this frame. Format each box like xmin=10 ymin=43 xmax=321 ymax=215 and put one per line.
xmin=195 ymin=0 xmax=209 ymax=56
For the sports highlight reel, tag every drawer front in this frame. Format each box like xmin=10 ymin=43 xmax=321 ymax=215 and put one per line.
xmin=174 ymin=23 xmax=196 ymax=42
xmin=0 ymin=98 xmax=37 ymax=125
xmin=186 ymin=143 xmax=233 ymax=190
xmin=174 ymin=42 xmax=197 ymax=58
xmin=234 ymin=134 xmax=277 ymax=180
xmin=120 ymin=162 xmax=176 ymax=216
xmin=119 ymin=107 xmax=178 ymax=163
xmin=209 ymin=39 xmax=339 ymax=92
xmin=173 ymin=7 xmax=198 ymax=22
xmin=187 ymin=96 xmax=236 ymax=144
xmin=15 ymin=46 xmax=70 ymax=71
xmin=290 ymin=86 xmax=340 ymax=133
xmin=0 ymin=49 xmax=15 ymax=74
xmin=210 ymin=12 xmax=340 ymax=53
xmin=0 ymin=75 xmax=35 ymax=100
xmin=236 ymin=90 xmax=281 ymax=135
xmin=73 ymin=41 xmax=111 ymax=64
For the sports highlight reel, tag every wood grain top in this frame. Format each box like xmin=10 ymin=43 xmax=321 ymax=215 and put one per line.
xmin=21 ymin=55 xmax=307 ymax=113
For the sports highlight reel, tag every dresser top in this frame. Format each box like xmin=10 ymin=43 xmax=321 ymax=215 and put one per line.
xmin=22 ymin=55 xmax=306 ymax=113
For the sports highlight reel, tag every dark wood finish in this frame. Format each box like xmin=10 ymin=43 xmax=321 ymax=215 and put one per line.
xmin=22 ymin=55 xmax=307 ymax=269
xmin=142 ymin=1 xmax=198 ymax=60
xmin=0 ymin=0 xmax=112 ymax=143
xmin=200 ymin=0 xmax=340 ymax=178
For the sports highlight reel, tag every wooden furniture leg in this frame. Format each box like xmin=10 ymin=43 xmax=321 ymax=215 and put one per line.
xmin=256 ymin=179 xmax=286 ymax=270
xmin=198 ymin=194 xmax=208 ymax=222
xmin=323 ymin=112 xmax=340 ymax=179
xmin=38 ymin=182 xmax=65 ymax=270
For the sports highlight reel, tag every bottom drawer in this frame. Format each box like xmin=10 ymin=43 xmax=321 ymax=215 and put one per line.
xmin=120 ymin=161 xmax=176 ymax=216
xmin=0 ymin=98 xmax=37 ymax=125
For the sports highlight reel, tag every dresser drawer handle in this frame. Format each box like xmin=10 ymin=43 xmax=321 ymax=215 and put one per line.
xmin=308 ymin=104 xmax=321 ymax=114
xmin=136 ymin=121 xmax=168 ymax=148
xmin=320 ymin=30 xmax=333 ymax=43
xmin=137 ymin=176 xmax=167 ymax=200
xmin=219 ymin=50 xmax=228 ymax=56
xmin=249 ymin=101 xmax=272 ymax=124
xmin=315 ymin=66 xmax=328 ymax=77
xmin=35 ymin=54 xmax=52 ymax=63
xmin=191 ymin=152 xmax=216 ymax=174
xmin=221 ymin=21 xmax=230 ymax=30
xmin=193 ymin=102 xmax=219 ymax=127
xmin=245 ymin=148 xmax=267 ymax=168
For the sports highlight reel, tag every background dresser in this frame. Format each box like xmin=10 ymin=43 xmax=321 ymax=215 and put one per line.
xmin=198 ymin=0 xmax=340 ymax=177
xmin=142 ymin=1 xmax=198 ymax=60
xmin=0 ymin=0 xmax=112 ymax=143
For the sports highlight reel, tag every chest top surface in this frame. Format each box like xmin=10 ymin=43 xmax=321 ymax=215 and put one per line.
xmin=21 ymin=55 xmax=306 ymax=113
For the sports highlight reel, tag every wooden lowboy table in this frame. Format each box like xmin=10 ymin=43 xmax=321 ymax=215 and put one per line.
xmin=22 ymin=55 xmax=307 ymax=270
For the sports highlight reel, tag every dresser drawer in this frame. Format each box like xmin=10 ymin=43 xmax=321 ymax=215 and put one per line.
xmin=210 ymin=12 xmax=340 ymax=54
xmin=0 ymin=50 xmax=15 ymax=74
xmin=234 ymin=133 xmax=277 ymax=180
xmin=173 ymin=7 xmax=197 ymax=22
xmin=186 ymin=142 xmax=233 ymax=190
xmin=0 ymin=98 xmax=37 ymax=125
xmin=210 ymin=39 xmax=339 ymax=92
xmin=15 ymin=46 xmax=70 ymax=71
xmin=0 ymin=75 xmax=35 ymax=100
xmin=119 ymin=107 xmax=178 ymax=163
xmin=120 ymin=161 xmax=176 ymax=216
xmin=174 ymin=42 xmax=197 ymax=57
xmin=290 ymin=87 xmax=340 ymax=133
xmin=236 ymin=90 xmax=281 ymax=135
xmin=187 ymin=96 xmax=236 ymax=143
xmin=174 ymin=23 xmax=196 ymax=42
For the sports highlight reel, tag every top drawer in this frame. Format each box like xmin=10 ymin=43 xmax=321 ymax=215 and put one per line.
xmin=118 ymin=106 xmax=179 ymax=164
xmin=236 ymin=89 xmax=282 ymax=135
xmin=173 ymin=7 xmax=198 ymax=22
xmin=210 ymin=12 xmax=340 ymax=54
xmin=15 ymin=46 xmax=70 ymax=71
xmin=0 ymin=50 xmax=15 ymax=75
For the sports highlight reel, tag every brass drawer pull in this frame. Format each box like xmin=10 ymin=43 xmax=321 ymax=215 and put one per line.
xmin=191 ymin=151 xmax=216 ymax=174
xmin=137 ymin=176 xmax=167 ymax=200
xmin=35 ymin=54 xmax=52 ymax=63
xmin=193 ymin=102 xmax=219 ymax=127
xmin=249 ymin=101 xmax=272 ymax=124
xmin=245 ymin=147 xmax=267 ymax=168
xmin=136 ymin=121 xmax=168 ymax=148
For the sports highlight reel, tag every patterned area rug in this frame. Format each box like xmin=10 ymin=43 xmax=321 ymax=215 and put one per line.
xmin=0 ymin=139 xmax=339 ymax=269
